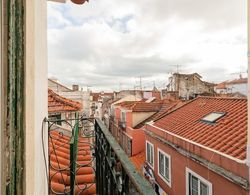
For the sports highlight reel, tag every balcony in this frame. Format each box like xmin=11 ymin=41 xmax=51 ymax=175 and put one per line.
xmin=47 ymin=117 xmax=156 ymax=195
xmin=109 ymin=119 xmax=133 ymax=157
xmin=118 ymin=120 xmax=126 ymax=130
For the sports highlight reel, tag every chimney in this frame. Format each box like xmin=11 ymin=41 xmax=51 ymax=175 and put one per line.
xmin=72 ymin=85 xmax=79 ymax=91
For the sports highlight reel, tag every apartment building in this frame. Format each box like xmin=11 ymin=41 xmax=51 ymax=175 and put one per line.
xmin=144 ymin=97 xmax=249 ymax=195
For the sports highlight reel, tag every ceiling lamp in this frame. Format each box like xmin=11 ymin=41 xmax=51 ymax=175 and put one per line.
xmin=71 ymin=0 xmax=89 ymax=4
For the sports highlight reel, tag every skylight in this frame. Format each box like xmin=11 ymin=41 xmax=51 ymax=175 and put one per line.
xmin=201 ymin=112 xmax=226 ymax=123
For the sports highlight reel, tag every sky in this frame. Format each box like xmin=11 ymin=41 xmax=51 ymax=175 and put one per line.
xmin=47 ymin=0 xmax=247 ymax=92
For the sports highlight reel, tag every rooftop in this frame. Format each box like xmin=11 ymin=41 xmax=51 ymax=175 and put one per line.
xmin=48 ymin=78 xmax=73 ymax=92
xmin=48 ymin=89 xmax=82 ymax=113
xmin=91 ymin=92 xmax=114 ymax=102
xmin=49 ymin=131 xmax=96 ymax=194
xmin=130 ymin=151 xmax=145 ymax=175
xmin=152 ymin=97 xmax=247 ymax=160
xmin=135 ymin=99 xmax=184 ymax=129
xmin=117 ymin=100 xmax=164 ymax=112
xmin=216 ymin=77 xmax=248 ymax=89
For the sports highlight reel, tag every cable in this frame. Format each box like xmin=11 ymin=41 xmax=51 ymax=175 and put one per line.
xmin=41 ymin=117 xmax=49 ymax=189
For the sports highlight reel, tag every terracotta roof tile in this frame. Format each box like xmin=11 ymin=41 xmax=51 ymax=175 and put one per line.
xmin=130 ymin=151 xmax=145 ymax=175
xmin=132 ymin=102 xmax=162 ymax=112
xmin=48 ymin=89 xmax=82 ymax=113
xmin=118 ymin=100 xmax=164 ymax=112
xmin=216 ymin=78 xmax=248 ymax=89
xmin=49 ymin=131 xmax=96 ymax=194
xmin=115 ymin=101 xmax=138 ymax=107
xmin=134 ymin=100 xmax=184 ymax=129
xmin=153 ymin=97 xmax=247 ymax=160
xmin=216 ymin=82 xmax=227 ymax=89
xmin=228 ymin=78 xmax=247 ymax=85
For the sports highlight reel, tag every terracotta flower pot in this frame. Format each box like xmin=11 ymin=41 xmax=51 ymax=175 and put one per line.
xmin=71 ymin=0 xmax=88 ymax=4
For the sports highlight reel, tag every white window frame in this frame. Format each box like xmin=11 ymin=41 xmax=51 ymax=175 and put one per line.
xmin=146 ymin=140 xmax=154 ymax=170
xmin=157 ymin=148 xmax=171 ymax=187
xmin=186 ymin=168 xmax=212 ymax=195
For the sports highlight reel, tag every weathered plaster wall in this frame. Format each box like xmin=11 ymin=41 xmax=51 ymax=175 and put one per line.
xmin=0 ymin=0 xmax=7 ymax=192
xmin=25 ymin=0 xmax=48 ymax=194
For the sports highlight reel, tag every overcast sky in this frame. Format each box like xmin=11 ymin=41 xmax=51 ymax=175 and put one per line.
xmin=47 ymin=0 xmax=247 ymax=92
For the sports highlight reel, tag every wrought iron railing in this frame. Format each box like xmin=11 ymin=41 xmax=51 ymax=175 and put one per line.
xmin=95 ymin=119 xmax=155 ymax=195
xmin=47 ymin=116 xmax=156 ymax=195
xmin=109 ymin=119 xmax=132 ymax=156
xmin=48 ymin=117 xmax=95 ymax=195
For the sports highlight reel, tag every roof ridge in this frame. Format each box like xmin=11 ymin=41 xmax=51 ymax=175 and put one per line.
xmin=197 ymin=96 xmax=247 ymax=100
xmin=154 ymin=99 xmax=196 ymax=122
xmin=48 ymin=89 xmax=82 ymax=110
xmin=48 ymin=79 xmax=72 ymax=91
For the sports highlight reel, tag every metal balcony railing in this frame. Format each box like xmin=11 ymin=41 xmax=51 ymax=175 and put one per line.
xmin=109 ymin=120 xmax=132 ymax=157
xmin=47 ymin=116 xmax=156 ymax=195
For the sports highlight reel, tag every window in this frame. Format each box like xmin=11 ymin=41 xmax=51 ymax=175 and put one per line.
xmin=158 ymin=149 xmax=171 ymax=187
xmin=49 ymin=114 xmax=62 ymax=126
xmin=201 ymin=112 xmax=225 ymax=123
xmin=186 ymin=168 xmax=212 ymax=195
xmin=146 ymin=141 xmax=154 ymax=169
xmin=121 ymin=110 xmax=126 ymax=122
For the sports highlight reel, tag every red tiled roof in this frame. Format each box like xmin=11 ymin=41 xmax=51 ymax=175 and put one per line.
xmin=48 ymin=89 xmax=82 ymax=113
xmin=132 ymin=102 xmax=162 ymax=112
xmin=114 ymin=101 xmax=139 ymax=107
xmin=49 ymin=131 xmax=96 ymax=194
xmin=118 ymin=100 xmax=163 ymax=112
xmin=228 ymin=78 xmax=247 ymax=85
xmin=153 ymin=97 xmax=247 ymax=160
xmin=216 ymin=82 xmax=227 ymax=89
xmin=135 ymin=100 xmax=184 ymax=129
xmin=216 ymin=78 xmax=248 ymax=89
xmin=130 ymin=151 xmax=145 ymax=175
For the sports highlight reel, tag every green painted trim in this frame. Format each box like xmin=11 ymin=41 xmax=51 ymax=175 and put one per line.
xmin=6 ymin=0 xmax=25 ymax=194
xmin=70 ymin=116 xmax=79 ymax=195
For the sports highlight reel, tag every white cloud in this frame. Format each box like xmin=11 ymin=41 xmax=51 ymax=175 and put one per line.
xmin=47 ymin=0 xmax=247 ymax=91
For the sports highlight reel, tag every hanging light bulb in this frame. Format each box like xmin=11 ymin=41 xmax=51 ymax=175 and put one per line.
xmin=71 ymin=0 xmax=88 ymax=4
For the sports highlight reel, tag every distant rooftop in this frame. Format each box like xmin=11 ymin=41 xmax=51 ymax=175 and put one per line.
xmin=48 ymin=89 xmax=82 ymax=113
xmin=216 ymin=77 xmax=248 ymax=89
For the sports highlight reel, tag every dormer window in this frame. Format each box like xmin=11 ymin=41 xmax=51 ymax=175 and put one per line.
xmin=201 ymin=112 xmax=226 ymax=123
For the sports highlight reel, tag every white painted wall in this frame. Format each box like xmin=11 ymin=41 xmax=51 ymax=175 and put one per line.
xmin=247 ymin=1 xmax=250 ymax=193
xmin=215 ymin=83 xmax=248 ymax=96
xmin=59 ymin=90 xmax=91 ymax=116
xmin=25 ymin=0 xmax=48 ymax=194
xmin=228 ymin=83 xmax=248 ymax=96
xmin=48 ymin=79 xmax=72 ymax=92
xmin=132 ymin=112 xmax=156 ymax=127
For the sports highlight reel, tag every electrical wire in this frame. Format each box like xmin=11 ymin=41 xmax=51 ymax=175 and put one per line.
xmin=41 ymin=117 xmax=49 ymax=189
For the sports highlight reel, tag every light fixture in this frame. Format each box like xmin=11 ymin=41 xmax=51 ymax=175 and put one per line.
xmin=71 ymin=0 xmax=89 ymax=5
